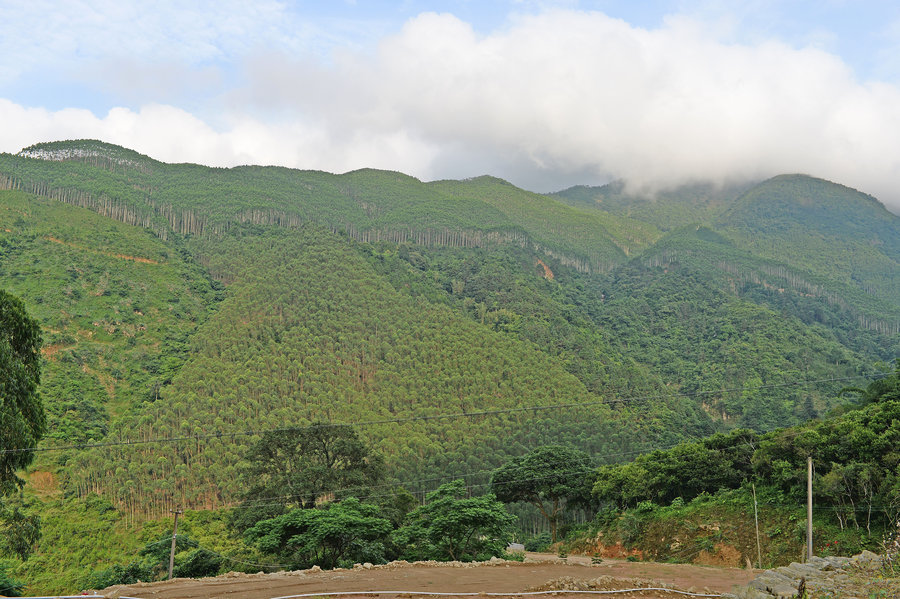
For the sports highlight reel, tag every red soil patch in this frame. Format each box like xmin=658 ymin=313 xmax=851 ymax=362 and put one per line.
xmin=44 ymin=235 xmax=159 ymax=264
xmin=535 ymin=259 xmax=555 ymax=280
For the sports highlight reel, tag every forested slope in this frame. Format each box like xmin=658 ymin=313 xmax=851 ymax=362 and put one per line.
xmin=1 ymin=140 xmax=899 ymax=593
xmin=0 ymin=140 xmax=641 ymax=274
xmin=716 ymin=174 xmax=900 ymax=308
xmin=0 ymin=189 xmax=219 ymax=443
xmin=63 ymin=225 xmax=675 ymax=519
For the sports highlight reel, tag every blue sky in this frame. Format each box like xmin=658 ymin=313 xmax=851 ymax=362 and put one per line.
xmin=3 ymin=1 xmax=900 ymax=206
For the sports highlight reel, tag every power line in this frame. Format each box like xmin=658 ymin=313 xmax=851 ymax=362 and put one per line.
xmin=1 ymin=373 xmax=877 ymax=456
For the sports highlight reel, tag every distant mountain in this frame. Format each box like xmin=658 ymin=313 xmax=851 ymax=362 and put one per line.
xmin=716 ymin=174 xmax=900 ymax=307
xmin=552 ymin=179 xmax=755 ymax=231
xmin=0 ymin=140 xmax=896 ymax=529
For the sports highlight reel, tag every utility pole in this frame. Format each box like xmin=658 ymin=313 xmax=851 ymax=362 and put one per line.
xmin=168 ymin=508 xmax=183 ymax=580
xmin=752 ymin=483 xmax=762 ymax=569
xmin=807 ymin=457 xmax=813 ymax=562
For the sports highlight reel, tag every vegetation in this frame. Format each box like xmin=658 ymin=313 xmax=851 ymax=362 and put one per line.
xmin=0 ymin=141 xmax=897 ymax=592
xmin=492 ymin=446 xmax=594 ymax=542
xmin=230 ymin=425 xmax=384 ymax=533
xmin=586 ymin=365 xmax=900 ymax=565
xmin=245 ymin=498 xmax=392 ymax=569
xmin=394 ymin=480 xmax=515 ymax=562
xmin=0 ymin=289 xmax=44 ymax=496
xmin=0 ymin=290 xmax=44 ymax=571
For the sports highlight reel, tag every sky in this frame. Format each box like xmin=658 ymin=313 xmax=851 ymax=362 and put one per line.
xmin=3 ymin=1 xmax=900 ymax=207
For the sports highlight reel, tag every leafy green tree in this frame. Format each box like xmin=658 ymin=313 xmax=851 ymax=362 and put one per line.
xmin=491 ymin=446 xmax=594 ymax=542
xmin=593 ymin=429 xmax=757 ymax=508
xmin=395 ymin=480 xmax=515 ymax=561
xmin=172 ymin=548 xmax=224 ymax=579
xmin=245 ymin=497 xmax=392 ymax=569
xmin=0 ymin=503 xmax=41 ymax=560
xmin=230 ymin=424 xmax=384 ymax=532
xmin=0 ymin=289 xmax=44 ymax=496
xmin=0 ymin=562 xmax=25 ymax=597
xmin=841 ymin=359 xmax=900 ymax=405
xmin=0 ymin=290 xmax=44 ymax=562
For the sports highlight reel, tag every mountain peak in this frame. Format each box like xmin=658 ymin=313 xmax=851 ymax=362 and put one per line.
xmin=18 ymin=139 xmax=156 ymax=172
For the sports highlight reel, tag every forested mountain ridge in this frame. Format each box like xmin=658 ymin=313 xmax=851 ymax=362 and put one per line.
xmin=0 ymin=140 xmax=643 ymax=274
xmin=716 ymin=174 xmax=900 ymax=307
xmin=1 ymin=139 xmax=899 ymax=591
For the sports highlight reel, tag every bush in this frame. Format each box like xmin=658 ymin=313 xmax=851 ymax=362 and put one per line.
xmin=0 ymin=563 xmax=24 ymax=597
xmin=173 ymin=548 xmax=223 ymax=579
xmin=524 ymin=532 xmax=552 ymax=552
xmin=86 ymin=560 xmax=154 ymax=589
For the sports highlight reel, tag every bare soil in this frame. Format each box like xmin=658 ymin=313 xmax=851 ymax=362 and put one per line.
xmin=104 ymin=553 xmax=758 ymax=599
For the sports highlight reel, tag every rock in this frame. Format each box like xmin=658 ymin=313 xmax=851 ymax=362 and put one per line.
xmin=735 ymin=551 xmax=895 ymax=598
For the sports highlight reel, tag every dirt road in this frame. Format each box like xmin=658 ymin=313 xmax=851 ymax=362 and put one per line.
xmin=105 ymin=553 xmax=758 ymax=599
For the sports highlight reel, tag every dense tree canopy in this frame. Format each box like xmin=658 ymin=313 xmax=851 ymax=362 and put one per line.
xmin=245 ymin=497 xmax=392 ymax=569
xmin=0 ymin=289 xmax=44 ymax=496
xmin=491 ymin=445 xmax=594 ymax=541
xmin=395 ymin=480 xmax=515 ymax=562
xmin=230 ymin=424 xmax=384 ymax=533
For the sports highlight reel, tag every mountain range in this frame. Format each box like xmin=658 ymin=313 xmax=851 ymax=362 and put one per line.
xmin=1 ymin=140 xmax=898 ymax=586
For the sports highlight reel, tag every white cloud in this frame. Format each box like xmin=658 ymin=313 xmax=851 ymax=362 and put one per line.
xmin=236 ymin=9 xmax=900 ymax=204
xmin=3 ymin=8 xmax=900 ymax=209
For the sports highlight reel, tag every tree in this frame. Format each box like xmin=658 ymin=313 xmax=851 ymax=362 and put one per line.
xmin=0 ymin=290 xmax=44 ymax=496
xmin=0 ymin=290 xmax=44 ymax=561
xmin=245 ymin=497 xmax=392 ymax=569
xmin=491 ymin=446 xmax=593 ymax=542
xmin=394 ymin=480 xmax=515 ymax=562
xmin=841 ymin=359 xmax=900 ymax=406
xmin=230 ymin=424 xmax=383 ymax=532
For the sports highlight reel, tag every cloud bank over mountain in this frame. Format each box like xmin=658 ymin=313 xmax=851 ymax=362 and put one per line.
xmin=2 ymin=5 xmax=900 ymax=207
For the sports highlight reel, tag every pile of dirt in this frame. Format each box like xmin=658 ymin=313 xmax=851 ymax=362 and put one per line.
xmin=526 ymin=575 xmax=681 ymax=593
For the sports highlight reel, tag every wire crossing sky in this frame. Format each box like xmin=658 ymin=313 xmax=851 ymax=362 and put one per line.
xmin=3 ymin=1 xmax=900 ymax=207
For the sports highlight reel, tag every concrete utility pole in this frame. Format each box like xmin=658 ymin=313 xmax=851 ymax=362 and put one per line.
xmin=807 ymin=457 xmax=813 ymax=562
xmin=169 ymin=508 xmax=183 ymax=580
xmin=752 ymin=483 xmax=762 ymax=569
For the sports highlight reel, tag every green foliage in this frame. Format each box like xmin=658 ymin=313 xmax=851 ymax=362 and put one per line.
xmin=718 ymin=175 xmax=900 ymax=307
xmin=0 ymin=190 xmax=217 ymax=447
xmin=524 ymin=532 xmax=552 ymax=552
xmin=593 ymin=429 xmax=758 ymax=508
xmin=172 ymin=548 xmax=223 ymax=579
xmin=492 ymin=445 xmax=594 ymax=541
xmin=86 ymin=560 xmax=155 ymax=588
xmin=552 ymin=179 xmax=751 ymax=232
xmin=0 ymin=289 xmax=44 ymax=495
xmin=0 ymin=502 xmax=41 ymax=560
xmin=245 ymin=497 xmax=392 ymax=569
xmin=65 ymin=224 xmax=642 ymax=520
xmin=3 ymin=142 xmax=900 ymax=589
xmin=230 ymin=424 xmax=384 ymax=533
xmin=394 ymin=480 xmax=516 ymax=562
xmin=138 ymin=530 xmax=198 ymax=574
xmin=0 ymin=562 xmax=25 ymax=597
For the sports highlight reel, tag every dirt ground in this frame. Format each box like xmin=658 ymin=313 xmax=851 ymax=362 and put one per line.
xmin=104 ymin=553 xmax=759 ymax=599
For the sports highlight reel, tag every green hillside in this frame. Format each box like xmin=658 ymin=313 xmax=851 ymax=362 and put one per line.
xmin=1 ymin=140 xmax=633 ymax=274
xmin=552 ymin=180 xmax=754 ymax=231
xmin=62 ymin=224 xmax=689 ymax=521
xmin=0 ymin=190 xmax=219 ymax=443
xmin=1 ymin=141 xmax=899 ymax=593
xmin=716 ymin=174 xmax=900 ymax=308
